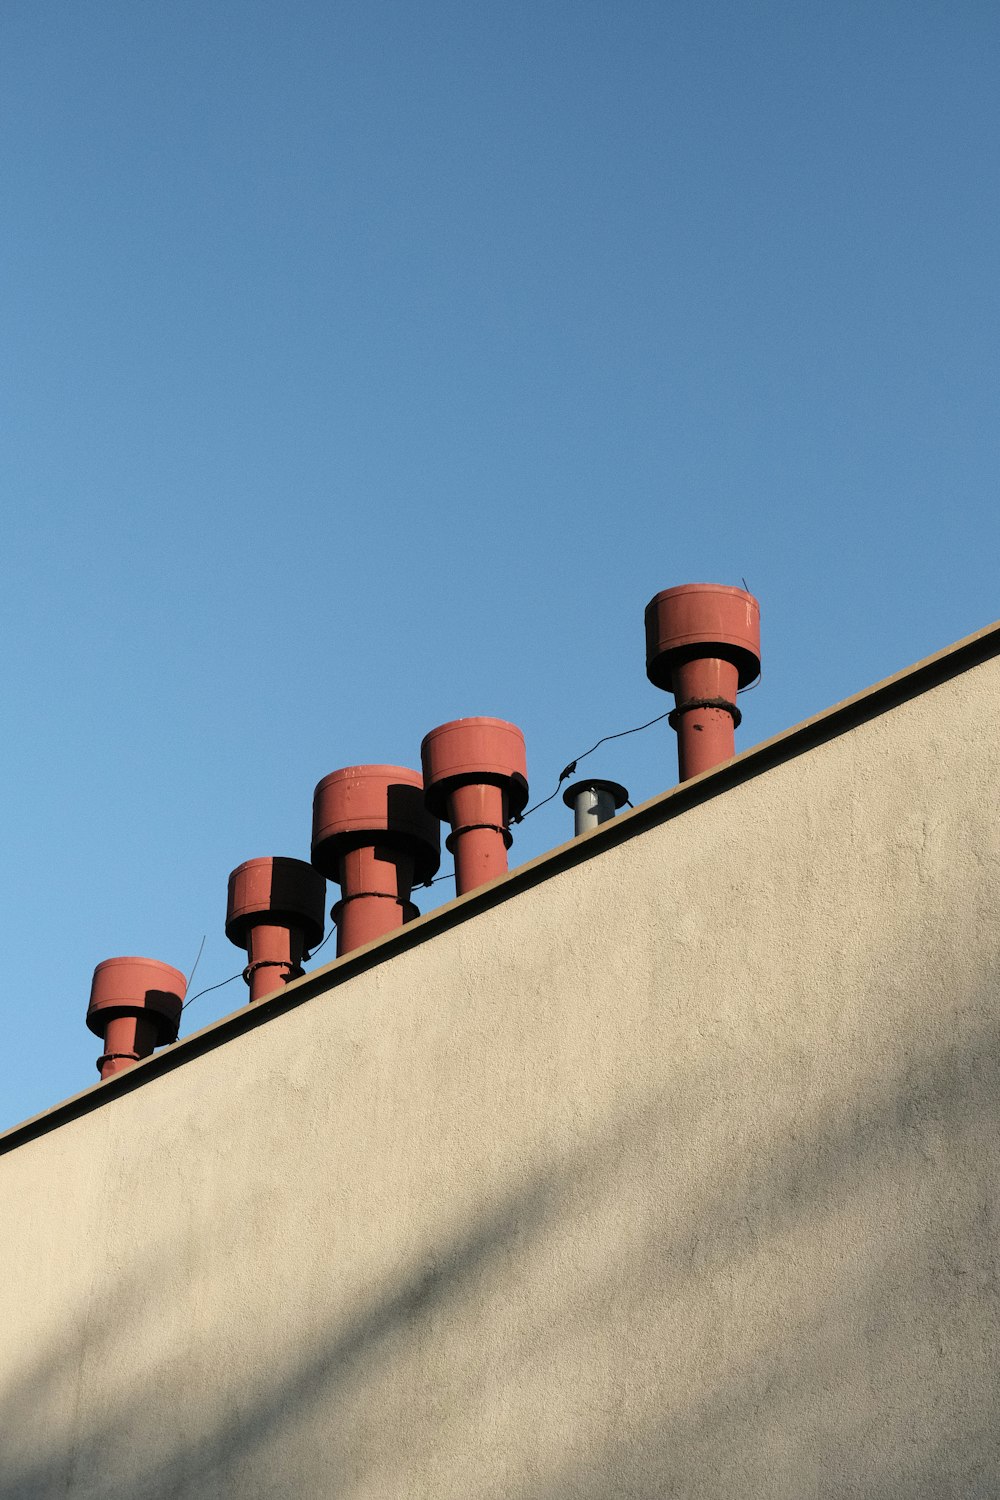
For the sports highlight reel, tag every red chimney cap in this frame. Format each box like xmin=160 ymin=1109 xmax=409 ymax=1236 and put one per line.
xmin=225 ymin=857 xmax=326 ymax=951
xmin=86 ymin=956 xmax=186 ymax=1043
xmin=311 ymin=765 xmax=440 ymax=885
xmin=420 ymin=717 xmax=529 ymax=819
xmin=645 ymin=583 xmax=761 ymax=691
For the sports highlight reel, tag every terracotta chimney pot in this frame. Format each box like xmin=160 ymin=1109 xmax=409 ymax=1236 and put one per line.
xmin=226 ymin=856 xmax=326 ymax=1002
xmin=645 ymin=583 xmax=761 ymax=780
xmin=311 ymin=765 xmax=440 ymax=955
xmin=421 ymin=717 xmax=528 ymax=895
xmin=86 ymin=956 xmax=186 ymax=1079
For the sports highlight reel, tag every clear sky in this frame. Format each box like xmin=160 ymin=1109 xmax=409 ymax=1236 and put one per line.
xmin=2 ymin=2 xmax=997 ymax=1130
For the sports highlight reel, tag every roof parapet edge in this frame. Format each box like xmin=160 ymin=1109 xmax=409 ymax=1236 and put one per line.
xmin=3 ymin=615 xmax=999 ymax=1156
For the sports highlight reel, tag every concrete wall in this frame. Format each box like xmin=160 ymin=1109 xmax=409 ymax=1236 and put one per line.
xmin=2 ymin=647 xmax=999 ymax=1499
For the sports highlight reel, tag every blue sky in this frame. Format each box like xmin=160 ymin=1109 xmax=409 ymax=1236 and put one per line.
xmin=2 ymin=2 xmax=997 ymax=1130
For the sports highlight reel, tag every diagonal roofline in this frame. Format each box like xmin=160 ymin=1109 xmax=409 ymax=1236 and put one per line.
xmin=3 ymin=615 xmax=999 ymax=1157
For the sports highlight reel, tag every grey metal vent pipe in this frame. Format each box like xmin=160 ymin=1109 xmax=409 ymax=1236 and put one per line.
xmin=562 ymin=778 xmax=629 ymax=836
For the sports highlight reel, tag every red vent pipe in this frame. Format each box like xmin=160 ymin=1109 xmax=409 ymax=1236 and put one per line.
xmin=645 ymin=583 xmax=760 ymax=780
xmin=86 ymin=956 xmax=186 ymax=1080
xmin=421 ymin=717 xmax=528 ymax=895
xmin=226 ymin=857 xmax=326 ymax=1003
xmin=311 ymin=766 xmax=440 ymax=956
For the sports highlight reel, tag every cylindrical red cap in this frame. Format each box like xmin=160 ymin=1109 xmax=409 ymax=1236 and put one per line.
xmin=225 ymin=857 xmax=326 ymax=952
xmin=311 ymin=765 xmax=441 ymax=886
xmin=420 ymin=717 xmax=529 ymax=820
xmin=86 ymin=956 xmax=186 ymax=1045
xmin=645 ymin=583 xmax=760 ymax=691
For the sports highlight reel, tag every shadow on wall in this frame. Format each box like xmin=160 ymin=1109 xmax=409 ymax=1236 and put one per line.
xmin=1 ymin=993 xmax=999 ymax=1497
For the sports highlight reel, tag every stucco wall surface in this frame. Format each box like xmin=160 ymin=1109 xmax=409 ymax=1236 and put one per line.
xmin=1 ymin=655 xmax=999 ymax=1499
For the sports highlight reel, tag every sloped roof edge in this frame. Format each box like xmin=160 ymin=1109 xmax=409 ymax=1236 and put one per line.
xmin=3 ymin=615 xmax=999 ymax=1156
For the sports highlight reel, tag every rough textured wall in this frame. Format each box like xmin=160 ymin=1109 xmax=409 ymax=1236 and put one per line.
xmin=1 ymin=655 xmax=999 ymax=1500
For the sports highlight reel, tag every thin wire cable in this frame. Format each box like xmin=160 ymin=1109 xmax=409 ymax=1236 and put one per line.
xmin=426 ymin=868 xmax=456 ymax=886
xmin=307 ymin=925 xmax=335 ymax=961
xmin=735 ymin=579 xmax=761 ymax=694
xmin=185 ymin=933 xmax=207 ymax=991
xmin=184 ymin=924 xmax=338 ymax=1013
xmin=181 ymin=970 xmax=243 ymax=1013
xmin=515 ymin=709 xmax=673 ymax=821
